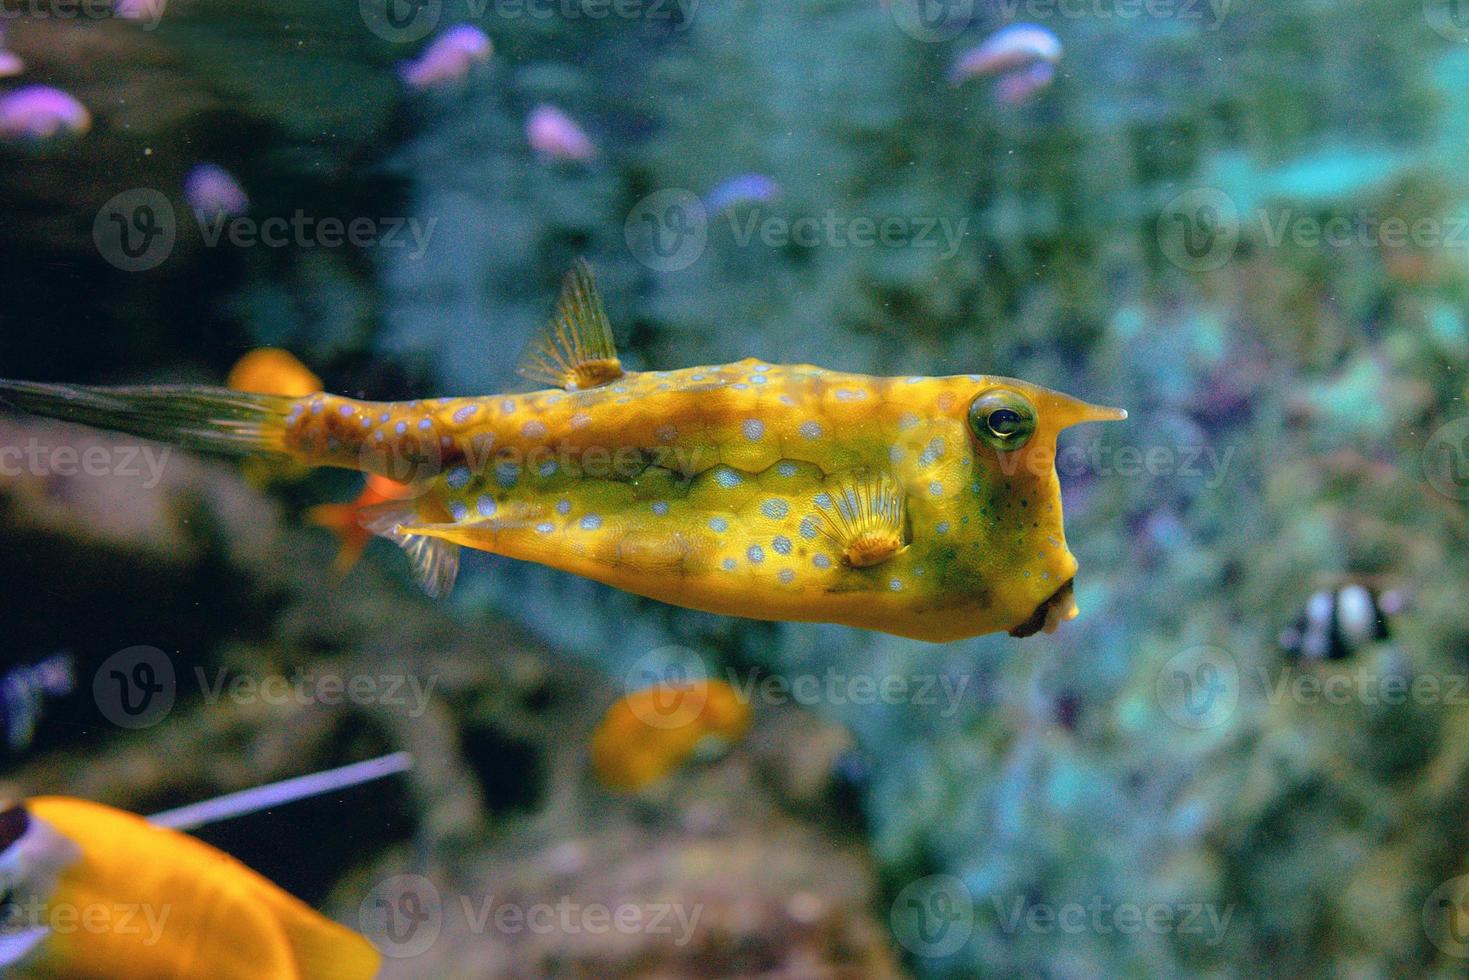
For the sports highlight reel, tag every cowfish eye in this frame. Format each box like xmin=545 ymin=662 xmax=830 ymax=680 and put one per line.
xmin=968 ymin=389 xmax=1037 ymax=451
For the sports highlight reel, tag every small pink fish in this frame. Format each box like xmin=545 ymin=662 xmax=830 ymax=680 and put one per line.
xmin=398 ymin=24 xmax=492 ymax=91
xmin=993 ymin=61 xmax=1056 ymax=105
xmin=0 ymin=85 xmax=91 ymax=142
xmin=0 ymin=50 xmax=23 ymax=79
xmin=948 ymin=23 xmax=1062 ymax=84
xmin=184 ymin=163 xmax=248 ymax=217
xmin=113 ymin=0 xmax=167 ymax=26
xmin=526 ymin=104 xmax=597 ymax=162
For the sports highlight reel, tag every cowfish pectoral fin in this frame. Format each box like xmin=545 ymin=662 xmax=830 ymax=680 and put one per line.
xmin=359 ymin=504 xmax=461 ymax=598
xmin=816 ymin=469 xmax=909 ymax=568
xmin=517 ymin=259 xmax=624 ymax=391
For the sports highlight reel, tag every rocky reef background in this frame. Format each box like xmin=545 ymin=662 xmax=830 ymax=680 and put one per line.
xmin=3 ymin=0 xmax=1469 ymax=976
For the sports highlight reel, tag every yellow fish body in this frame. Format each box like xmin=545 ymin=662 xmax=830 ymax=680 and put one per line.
xmin=0 ymin=797 xmax=379 ymax=979
xmin=0 ymin=262 xmax=1124 ymax=642
xmin=590 ymin=678 xmax=753 ymax=791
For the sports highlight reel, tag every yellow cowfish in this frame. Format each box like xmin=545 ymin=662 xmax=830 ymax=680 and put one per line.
xmin=0 ymin=754 xmax=410 ymax=979
xmin=590 ymin=678 xmax=752 ymax=791
xmin=0 ymin=262 xmax=1125 ymax=642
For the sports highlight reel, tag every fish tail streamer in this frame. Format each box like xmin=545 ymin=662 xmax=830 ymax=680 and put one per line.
xmin=0 ymin=380 xmax=296 ymax=460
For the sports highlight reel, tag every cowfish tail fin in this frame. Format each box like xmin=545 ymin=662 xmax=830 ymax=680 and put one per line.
xmin=360 ymin=501 xmax=460 ymax=597
xmin=0 ymin=381 xmax=296 ymax=461
xmin=517 ymin=259 xmax=624 ymax=391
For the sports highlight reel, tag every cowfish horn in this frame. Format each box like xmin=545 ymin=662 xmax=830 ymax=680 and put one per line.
xmin=1042 ymin=390 xmax=1128 ymax=431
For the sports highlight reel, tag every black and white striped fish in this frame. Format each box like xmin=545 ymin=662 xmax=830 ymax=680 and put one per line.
xmin=1279 ymin=585 xmax=1404 ymax=661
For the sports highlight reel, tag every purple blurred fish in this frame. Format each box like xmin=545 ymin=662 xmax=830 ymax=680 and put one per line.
xmin=0 ymin=85 xmax=91 ymax=142
xmin=2 ymin=652 xmax=73 ymax=752
xmin=0 ymin=50 xmax=23 ymax=79
xmin=526 ymin=104 xmax=597 ymax=162
xmin=993 ymin=61 xmax=1056 ymax=105
xmin=703 ymin=173 xmax=780 ymax=214
xmin=113 ymin=0 xmax=167 ymax=26
xmin=399 ymin=24 xmax=492 ymax=91
xmin=184 ymin=163 xmax=248 ymax=217
xmin=948 ymin=23 xmax=1062 ymax=84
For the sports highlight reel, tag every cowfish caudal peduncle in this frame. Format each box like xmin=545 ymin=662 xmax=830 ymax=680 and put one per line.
xmin=0 ymin=261 xmax=1125 ymax=642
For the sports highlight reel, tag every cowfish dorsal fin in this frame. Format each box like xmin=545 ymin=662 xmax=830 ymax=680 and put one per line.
xmin=517 ymin=259 xmax=624 ymax=391
xmin=360 ymin=503 xmax=461 ymax=598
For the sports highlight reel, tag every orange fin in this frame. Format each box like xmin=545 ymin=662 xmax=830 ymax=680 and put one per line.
xmin=517 ymin=259 xmax=623 ymax=391
xmin=305 ymin=502 xmax=370 ymax=576
xmin=815 ymin=470 xmax=909 ymax=568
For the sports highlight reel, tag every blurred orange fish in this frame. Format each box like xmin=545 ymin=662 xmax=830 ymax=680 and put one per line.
xmin=590 ymin=678 xmax=752 ymax=791
xmin=0 ymin=753 xmax=411 ymax=979
xmin=226 ymin=348 xmax=322 ymax=398
xmin=306 ymin=473 xmax=415 ymax=575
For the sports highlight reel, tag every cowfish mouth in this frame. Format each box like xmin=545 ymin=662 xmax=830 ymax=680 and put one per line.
xmin=1008 ymin=578 xmax=1078 ymax=638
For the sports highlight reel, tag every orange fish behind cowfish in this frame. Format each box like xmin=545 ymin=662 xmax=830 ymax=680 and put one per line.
xmin=306 ymin=473 xmax=415 ymax=575
xmin=590 ymin=678 xmax=752 ymax=791
xmin=226 ymin=348 xmax=322 ymax=398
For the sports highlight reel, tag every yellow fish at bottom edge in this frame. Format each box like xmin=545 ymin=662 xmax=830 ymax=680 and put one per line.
xmin=0 ymin=262 xmax=1125 ymax=643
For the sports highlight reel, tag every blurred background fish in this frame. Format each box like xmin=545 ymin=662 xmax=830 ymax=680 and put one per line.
xmin=0 ymin=653 xmax=72 ymax=753
xmin=0 ymin=86 xmax=89 ymax=143
xmin=0 ymin=754 xmax=410 ymax=979
xmin=526 ymin=104 xmax=597 ymax=162
xmin=1279 ymin=582 xmax=1407 ymax=661
xmin=183 ymin=164 xmax=248 ymax=219
xmin=590 ymin=678 xmax=753 ymax=791
xmin=702 ymin=173 xmax=780 ymax=215
xmin=398 ymin=24 xmax=493 ymax=91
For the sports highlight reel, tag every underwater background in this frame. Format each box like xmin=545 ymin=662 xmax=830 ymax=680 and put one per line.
xmin=4 ymin=0 xmax=1469 ymax=975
